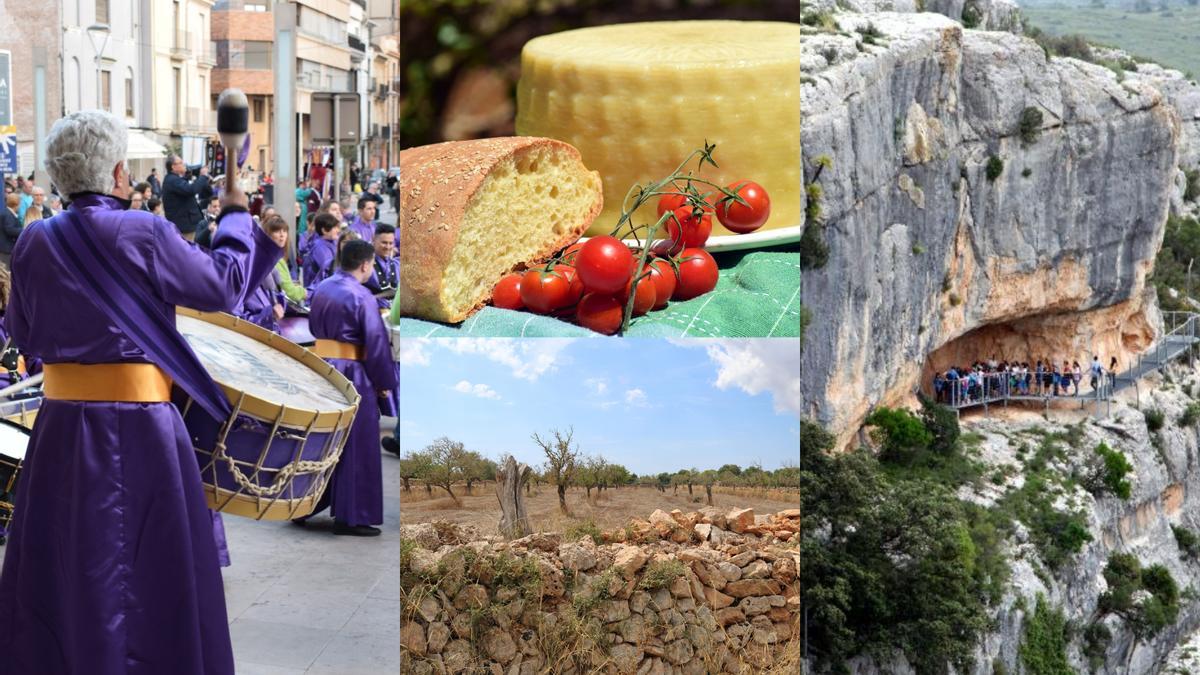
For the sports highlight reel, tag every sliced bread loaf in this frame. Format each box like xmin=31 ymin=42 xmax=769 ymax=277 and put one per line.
xmin=400 ymin=137 xmax=603 ymax=323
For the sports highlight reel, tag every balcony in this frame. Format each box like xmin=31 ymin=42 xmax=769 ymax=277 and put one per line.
xmin=185 ymin=107 xmax=216 ymax=132
xmin=381 ymin=125 xmax=390 ymax=139
xmin=348 ymin=34 xmax=365 ymax=53
xmin=198 ymin=42 xmax=218 ymax=66
xmin=171 ymin=30 xmax=193 ymax=60
xmin=374 ymin=82 xmax=389 ymax=99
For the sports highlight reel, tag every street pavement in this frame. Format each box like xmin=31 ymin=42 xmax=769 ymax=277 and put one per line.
xmin=227 ymin=417 xmax=401 ymax=674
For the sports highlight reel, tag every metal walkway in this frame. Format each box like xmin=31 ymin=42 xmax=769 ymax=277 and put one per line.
xmin=936 ymin=311 xmax=1200 ymax=417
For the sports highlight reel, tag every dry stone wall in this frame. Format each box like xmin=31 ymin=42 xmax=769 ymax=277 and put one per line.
xmin=400 ymin=508 xmax=800 ymax=674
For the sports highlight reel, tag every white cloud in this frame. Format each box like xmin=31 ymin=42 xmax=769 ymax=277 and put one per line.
xmin=452 ymin=380 xmax=501 ymax=400
xmin=437 ymin=339 xmax=571 ymax=380
xmin=701 ymin=341 xmax=800 ymax=415
xmin=585 ymin=378 xmax=608 ymax=395
xmin=625 ymin=388 xmax=648 ymax=407
xmin=399 ymin=338 xmax=431 ymax=366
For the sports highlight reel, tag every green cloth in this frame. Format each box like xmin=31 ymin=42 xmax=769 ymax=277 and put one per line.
xmin=276 ymin=258 xmax=306 ymax=304
xmin=396 ymin=248 xmax=800 ymax=338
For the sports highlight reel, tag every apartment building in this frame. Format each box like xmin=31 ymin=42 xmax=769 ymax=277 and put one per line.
xmin=0 ymin=0 xmax=61 ymax=175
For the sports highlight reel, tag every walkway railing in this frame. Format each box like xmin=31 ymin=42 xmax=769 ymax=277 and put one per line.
xmin=935 ymin=311 xmax=1200 ymax=417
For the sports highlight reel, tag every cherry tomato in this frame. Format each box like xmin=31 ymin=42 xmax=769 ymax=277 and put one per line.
xmin=673 ymin=248 xmax=719 ymax=300
xmin=492 ymin=273 xmax=524 ymax=310
xmin=520 ymin=269 xmax=571 ymax=314
xmin=651 ymin=214 xmax=685 ymax=257
xmin=552 ymin=264 xmax=585 ymax=304
xmin=619 ymin=273 xmax=657 ymax=317
xmin=646 ymin=259 xmax=677 ymax=310
xmin=561 ymin=242 xmax=585 ymax=266
xmin=673 ymin=205 xmax=712 ymax=248
xmin=576 ymin=236 xmax=634 ymax=294
xmin=576 ymin=293 xmax=624 ymax=335
xmin=715 ymin=181 xmax=771 ymax=234
xmin=656 ymin=192 xmax=689 ymax=217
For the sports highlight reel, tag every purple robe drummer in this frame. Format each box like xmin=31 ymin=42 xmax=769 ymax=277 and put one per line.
xmin=0 ymin=110 xmax=283 ymax=675
xmin=303 ymin=212 xmax=340 ymax=293
xmin=304 ymin=239 xmax=397 ymax=536
xmin=364 ymin=223 xmax=398 ymax=310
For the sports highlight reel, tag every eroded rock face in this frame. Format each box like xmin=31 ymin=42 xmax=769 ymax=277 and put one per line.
xmin=801 ymin=13 xmax=1179 ymax=445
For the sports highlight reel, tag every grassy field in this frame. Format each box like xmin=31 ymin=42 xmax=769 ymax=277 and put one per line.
xmin=399 ymin=482 xmax=800 ymax=534
xmin=1021 ymin=3 xmax=1200 ymax=76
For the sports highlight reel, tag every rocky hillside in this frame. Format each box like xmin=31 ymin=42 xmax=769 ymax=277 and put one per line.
xmin=400 ymin=508 xmax=800 ymax=674
xmin=800 ymin=9 xmax=1182 ymax=447
xmin=816 ymin=365 xmax=1200 ymax=674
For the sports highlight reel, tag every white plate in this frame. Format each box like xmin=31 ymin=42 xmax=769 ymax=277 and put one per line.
xmin=583 ymin=224 xmax=801 ymax=253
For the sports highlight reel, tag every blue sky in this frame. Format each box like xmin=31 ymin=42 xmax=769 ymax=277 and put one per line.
xmin=398 ymin=339 xmax=800 ymax=476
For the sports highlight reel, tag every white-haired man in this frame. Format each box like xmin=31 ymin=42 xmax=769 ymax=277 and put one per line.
xmin=0 ymin=110 xmax=283 ymax=674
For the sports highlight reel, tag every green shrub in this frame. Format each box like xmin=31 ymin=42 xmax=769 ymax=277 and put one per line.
xmin=1144 ymin=407 xmax=1165 ymax=432
xmin=912 ymin=244 xmax=926 ymax=255
xmin=865 ymin=406 xmax=933 ymax=464
xmin=1019 ymin=107 xmax=1044 ymax=144
xmin=1098 ymin=554 xmax=1180 ymax=637
xmin=800 ymin=306 xmax=811 ymax=349
xmin=1022 ymin=167 xmax=1032 ymax=178
xmin=1083 ymin=621 xmax=1111 ymax=672
xmin=800 ymin=221 xmax=829 ymax=270
xmin=565 ymin=519 xmax=603 ymax=545
xmin=638 ymin=559 xmax=686 ymax=591
xmin=1180 ymin=402 xmax=1200 ymax=427
xmin=962 ymin=0 xmax=981 ymax=27
xmin=919 ymin=395 xmax=960 ymax=456
xmin=1090 ymin=442 xmax=1133 ymax=500
xmin=949 ymin=292 xmax=963 ymax=306
xmin=1185 ymin=168 xmax=1200 ymax=203
xmin=1173 ymin=525 xmax=1200 ymax=559
xmin=986 ymin=156 xmax=1004 ymax=182
xmin=1020 ymin=594 xmax=1072 ymax=675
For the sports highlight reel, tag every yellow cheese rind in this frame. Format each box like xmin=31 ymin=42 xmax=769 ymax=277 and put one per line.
xmin=516 ymin=21 xmax=801 ymax=237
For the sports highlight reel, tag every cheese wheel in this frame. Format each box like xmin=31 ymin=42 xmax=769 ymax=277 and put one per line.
xmin=517 ymin=21 xmax=801 ymax=237
xmin=400 ymin=137 xmax=602 ymax=324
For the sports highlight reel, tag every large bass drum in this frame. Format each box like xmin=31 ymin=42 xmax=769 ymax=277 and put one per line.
xmin=0 ymin=419 xmax=31 ymax=536
xmin=175 ymin=308 xmax=360 ymax=520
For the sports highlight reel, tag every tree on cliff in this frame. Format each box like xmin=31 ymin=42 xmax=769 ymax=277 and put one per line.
xmin=801 ymin=419 xmax=993 ymax=673
xmin=533 ymin=427 xmax=578 ymax=514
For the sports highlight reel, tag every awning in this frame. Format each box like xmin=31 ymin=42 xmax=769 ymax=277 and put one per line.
xmin=126 ymin=130 xmax=167 ymax=161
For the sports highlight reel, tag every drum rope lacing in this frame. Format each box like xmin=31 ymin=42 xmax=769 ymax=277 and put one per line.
xmin=209 ymin=392 xmax=348 ymax=499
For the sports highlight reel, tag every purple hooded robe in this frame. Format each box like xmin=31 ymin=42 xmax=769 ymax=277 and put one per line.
xmin=307 ymin=270 xmax=397 ymax=526
xmin=0 ymin=194 xmax=281 ymax=675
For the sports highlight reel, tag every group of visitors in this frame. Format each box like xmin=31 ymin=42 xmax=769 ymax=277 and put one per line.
xmin=933 ymin=354 xmax=1120 ymax=405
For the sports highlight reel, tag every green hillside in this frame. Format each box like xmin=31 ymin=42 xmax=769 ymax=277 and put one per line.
xmin=1021 ymin=4 xmax=1200 ymax=77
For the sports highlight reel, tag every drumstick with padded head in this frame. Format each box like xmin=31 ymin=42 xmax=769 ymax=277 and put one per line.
xmin=0 ymin=373 xmax=43 ymax=400
xmin=216 ymin=88 xmax=249 ymax=186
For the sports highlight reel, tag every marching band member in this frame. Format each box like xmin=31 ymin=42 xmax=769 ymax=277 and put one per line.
xmin=302 ymin=212 xmax=340 ymax=294
xmin=364 ymin=223 xmax=398 ymax=310
xmin=304 ymin=239 xmax=397 ymax=536
xmin=347 ymin=196 xmax=377 ymax=241
xmin=0 ymin=110 xmax=282 ymax=675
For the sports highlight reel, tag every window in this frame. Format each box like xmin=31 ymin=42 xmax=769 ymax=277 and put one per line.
xmin=258 ymin=148 xmax=266 ymax=172
xmin=95 ymin=0 xmax=108 ymax=24
xmin=253 ymin=97 xmax=264 ymax=123
xmin=173 ymin=67 xmax=182 ymax=126
xmin=124 ymin=70 xmax=133 ymax=117
xmin=243 ymin=41 xmax=272 ymax=70
xmin=68 ymin=58 xmax=81 ymax=112
xmin=100 ymin=70 xmax=111 ymax=111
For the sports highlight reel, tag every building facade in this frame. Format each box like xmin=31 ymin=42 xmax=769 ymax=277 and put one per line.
xmin=0 ymin=0 xmax=62 ymax=178
xmin=148 ymin=0 xmax=217 ymax=164
xmin=367 ymin=0 xmax=397 ymax=171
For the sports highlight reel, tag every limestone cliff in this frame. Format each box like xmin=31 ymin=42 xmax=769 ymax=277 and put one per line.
xmin=800 ymin=12 xmax=1180 ymax=446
